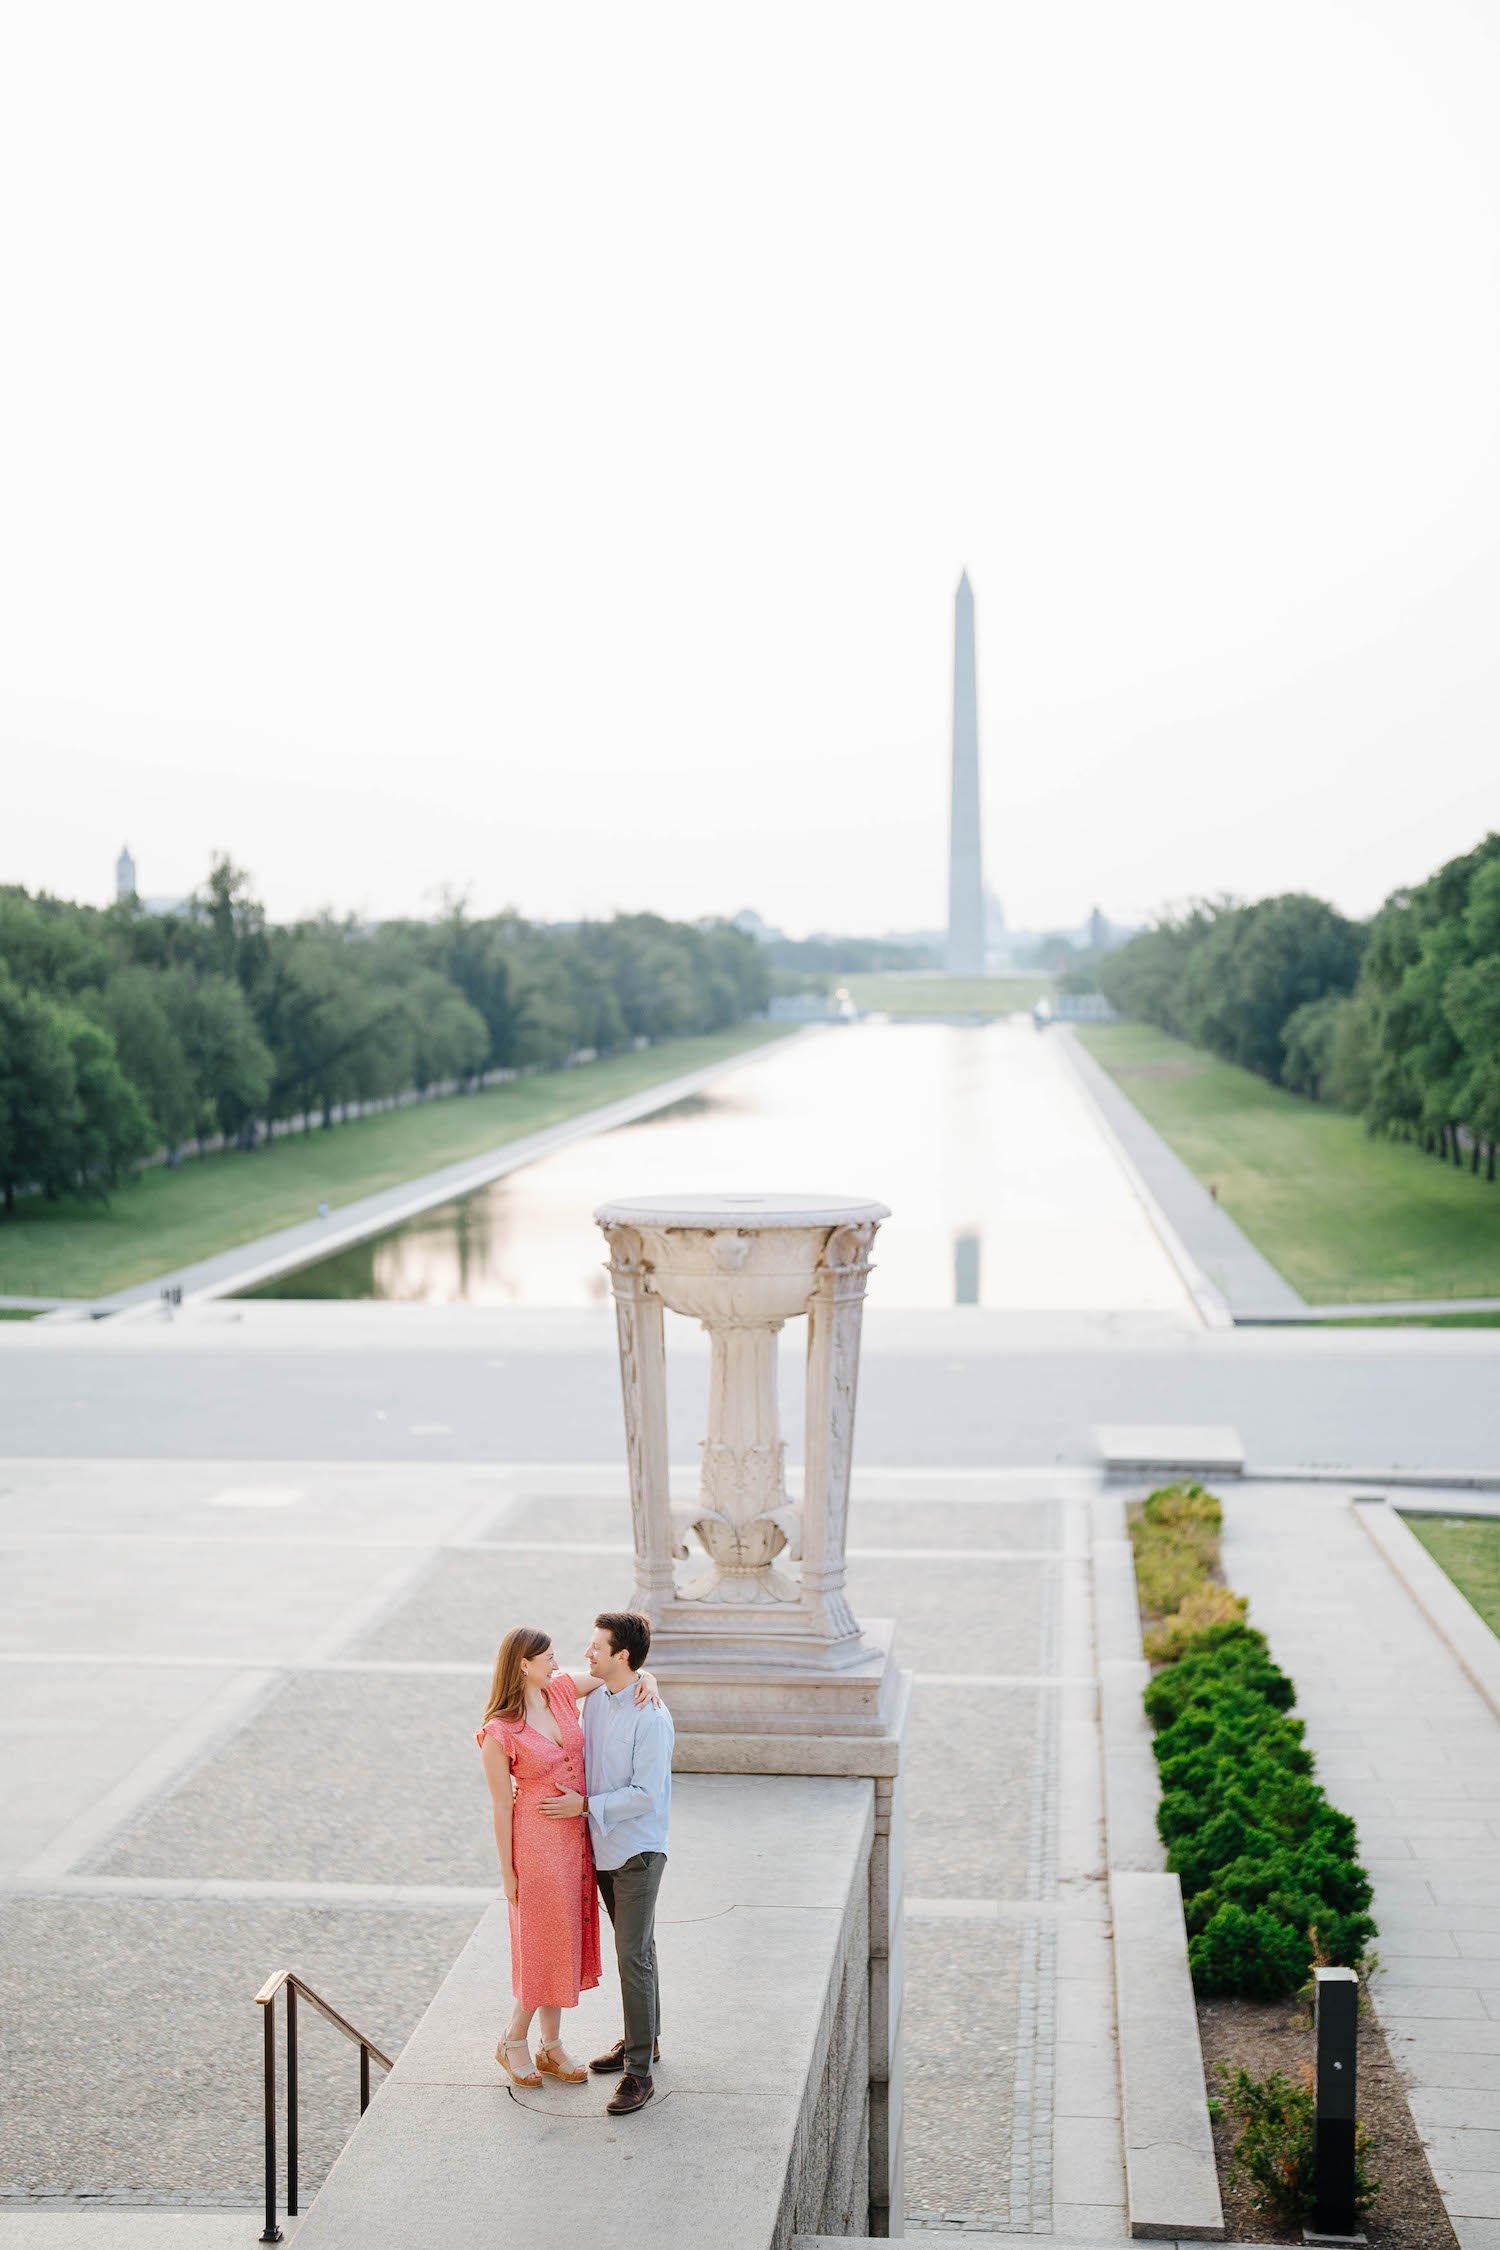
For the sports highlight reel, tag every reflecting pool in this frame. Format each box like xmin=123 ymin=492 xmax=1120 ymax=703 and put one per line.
xmin=243 ymin=1021 xmax=1192 ymax=1312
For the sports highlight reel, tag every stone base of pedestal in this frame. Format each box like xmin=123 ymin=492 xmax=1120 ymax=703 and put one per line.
xmin=644 ymin=1601 xmax=893 ymax=1675
xmin=670 ymin=1716 xmax=904 ymax=1778
xmin=653 ymin=1617 xmax=900 ymax=1745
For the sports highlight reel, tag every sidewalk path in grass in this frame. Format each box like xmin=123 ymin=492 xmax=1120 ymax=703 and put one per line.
xmin=1060 ymin=1031 xmax=1305 ymax=1320
xmin=1223 ymin=1482 xmax=1500 ymax=2250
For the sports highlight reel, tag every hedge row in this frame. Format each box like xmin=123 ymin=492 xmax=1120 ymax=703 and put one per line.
xmin=1131 ymin=1483 xmax=1376 ymax=2001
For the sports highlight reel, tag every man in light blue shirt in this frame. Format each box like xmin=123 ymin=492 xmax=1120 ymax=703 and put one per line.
xmin=541 ymin=1608 xmax=673 ymax=2113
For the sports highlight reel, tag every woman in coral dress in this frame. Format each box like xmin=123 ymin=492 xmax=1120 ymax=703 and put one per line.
xmin=476 ymin=1624 xmax=655 ymax=2087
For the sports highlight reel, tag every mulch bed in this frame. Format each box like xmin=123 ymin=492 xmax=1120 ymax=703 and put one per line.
xmin=1197 ymin=1994 xmax=1457 ymax=2248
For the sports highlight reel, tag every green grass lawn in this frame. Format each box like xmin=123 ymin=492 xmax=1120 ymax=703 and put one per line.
xmin=842 ymin=972 xmax=1054 ymax=1017
xmin=0 ymin=1023 xmax=792 ymax=1301
xmin=1076 ymin=1020 xmax=1500 ymax=1305
xmin=1403 ymin=1514 xmax=1500 ymax=1638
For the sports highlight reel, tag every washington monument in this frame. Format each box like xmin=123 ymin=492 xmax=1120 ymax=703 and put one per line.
xmin=946 ymin=570 xmax=984 ymax=974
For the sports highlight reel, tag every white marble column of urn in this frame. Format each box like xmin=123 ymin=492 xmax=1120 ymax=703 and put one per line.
xmin=597 ymin=1220 xmax=677 ymax=1614
xmin=595 ymin=1194 xmax=889 ymax=1658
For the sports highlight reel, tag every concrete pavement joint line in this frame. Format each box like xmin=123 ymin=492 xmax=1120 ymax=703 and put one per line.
xmin=1 ymin=1875 xmax=498 ymax=1907
xmin=0 ymin=1533 xmax=1072 ymax=1559
xmin=911 ymin=1673 xmax=1096 ymax=1687
xmin=0 ymin=1533 xmax=556 ymax=1553
xmin=1247 ymin=1463 xmax=1500 ymax=1491
xmin=0 ymin=1657 xmax=1097 ymax=1683
xmin=0 ymin=1654 xmax=496 ymax=1675
xmin=0 ymin=2193 xmax=276 ymax=2207
xmin=0 ymin=1455 xmax=1103 ymax=1489
xmin=17 ymin=1667 xmax=282 ymax=1882
xmin=302 ymin=1489 xmax=499 ymax=1669
xmin=464 ymin=1541 xmax=1077 ymax=1562
xmin=302 ymin=1548 xmax=445 ymax=1668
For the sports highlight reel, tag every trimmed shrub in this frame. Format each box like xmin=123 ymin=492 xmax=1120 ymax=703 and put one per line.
xmin=1144 ymin=1622 xmax=1296 ymax=1728
xmin=1133 ymin=1476 xmax=1223 ymax=1620
xmin=1137 ymin=1532 xmax=1375 ymax=2000
xmin=1192 ymin=1903 xmax=1316 ymax=1999
xmin=1129 ymin=1479 xmax=1226 ymax=1616
xmin=1216 ymin=2062 xmax=1378 ymax=2222
xmin=1133 ymin=1530 xmax=1213 ymax=1615
xmin=1145 ymin=1582 xmax=1248 ymax=1663
xmin=1141 ymin=1479 xmax=1223 ymax=1536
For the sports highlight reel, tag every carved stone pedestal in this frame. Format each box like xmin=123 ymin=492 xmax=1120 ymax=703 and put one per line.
xmin=594 ymin=1191 xmax=908 ymax=2235
xmin=594 ymin=1191 xmax=901 ymax=1754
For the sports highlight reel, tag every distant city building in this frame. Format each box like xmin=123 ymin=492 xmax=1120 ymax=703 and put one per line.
xmin=114 ymin=847 xmax=187 ymax=917
xmin=946 ymin=572 xmax=985 ymax=975
xmin=768 ymin=989 xmax=857 ymax=1024
xmin=732 ymin=908 xmax=789 ymax=945
xmin=983 ymin=886 xmax=1015 ymax=970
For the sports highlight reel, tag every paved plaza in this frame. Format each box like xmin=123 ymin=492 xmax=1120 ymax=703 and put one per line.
xmin=0 ymin=1454 xmax=1114 ymax=2236
xmin=12 ymin=1449 xmax=1498 ymax=2242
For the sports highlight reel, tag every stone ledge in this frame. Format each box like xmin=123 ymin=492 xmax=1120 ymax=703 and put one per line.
xmin=1097 ymin=1427 xmax=1245 ymax=1478
xmin=290 ymin=1775 xmax=876 ymax=2250
xmin=1353 ymin=1498 xmax=1500 ymax=1721
xmin=1112 ymin=1873 xmax=1226 ymax=2241
xmin=671 ymin=1668 xmax=912 ymax=1781
xmin=1099 ymin=1657 xmax=1166 ymax=1876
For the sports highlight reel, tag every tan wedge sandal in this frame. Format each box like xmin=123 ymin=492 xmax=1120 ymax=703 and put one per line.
xmin=536 ymin=2038 xmax=587 ymax=2084
xmin=496 ymin=2036 xmax=541 ymax=2087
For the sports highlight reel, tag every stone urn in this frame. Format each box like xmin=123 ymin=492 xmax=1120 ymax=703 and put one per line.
xmin=594 ymin=1193 xmax=897 ymax=1741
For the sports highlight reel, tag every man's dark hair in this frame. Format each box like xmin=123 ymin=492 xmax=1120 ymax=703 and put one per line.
xmin=596 ymin=1610 xmax=651 ymax=1671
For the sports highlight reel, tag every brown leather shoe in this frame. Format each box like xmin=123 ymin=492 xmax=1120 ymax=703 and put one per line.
xmin=589 ymin=2037 xmax=660 ymax=2075
xmin=606 ymin=2071 xmax=654 ymax=2115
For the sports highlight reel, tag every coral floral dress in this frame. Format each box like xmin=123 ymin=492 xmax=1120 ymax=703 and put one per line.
xmin=480 ymin=1673 xmax=601 ymax=2009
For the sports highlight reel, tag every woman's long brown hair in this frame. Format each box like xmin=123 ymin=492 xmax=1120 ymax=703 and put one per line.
xmin=483 ymin=1625 xmax=551 ymax=1728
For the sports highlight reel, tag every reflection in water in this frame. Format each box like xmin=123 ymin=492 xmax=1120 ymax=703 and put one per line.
xmin=243 ymin=1022 xmax=1193 ymax=1312
xmin=613 ymin=1092 xmax=714 ymax=1128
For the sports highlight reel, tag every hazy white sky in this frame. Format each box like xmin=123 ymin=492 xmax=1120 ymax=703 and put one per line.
xmin=4 ymin=1 xmax=1498 ymax=937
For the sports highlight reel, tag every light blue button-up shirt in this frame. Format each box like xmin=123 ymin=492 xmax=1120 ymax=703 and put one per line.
xmin=582 ymin=1681 xmax=674 ymax=1872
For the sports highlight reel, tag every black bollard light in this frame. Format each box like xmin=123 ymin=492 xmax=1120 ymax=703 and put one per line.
xmin=1307 ymin=1965 xmax=1361 ymax=2244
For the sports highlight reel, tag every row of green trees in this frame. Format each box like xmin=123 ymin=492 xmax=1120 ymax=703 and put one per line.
xmin=0 ymin=861 xmax=771 ymax=1214
xmin=1097 ymin=832 xmax=1500 ymax=1177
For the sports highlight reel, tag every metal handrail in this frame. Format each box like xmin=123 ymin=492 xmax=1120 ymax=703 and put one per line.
xmin=254 ymin=1969 xmax=393 ymax=2245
